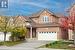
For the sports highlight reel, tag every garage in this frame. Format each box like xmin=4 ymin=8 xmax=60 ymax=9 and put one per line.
xmin=38 ymin=32 xmax=57 ymax=41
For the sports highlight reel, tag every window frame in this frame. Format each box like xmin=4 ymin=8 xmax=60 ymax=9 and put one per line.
xmin=43 ymin=16 xmax=49 ymax=23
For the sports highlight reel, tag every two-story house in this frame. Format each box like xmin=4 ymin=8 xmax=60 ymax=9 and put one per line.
xmin=24 ymin=9 xmax=68 ymax=41
xmin=7 ymin=9 xmax=69 ymax=41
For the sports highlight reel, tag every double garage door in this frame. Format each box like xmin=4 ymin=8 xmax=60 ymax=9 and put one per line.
xmin=38 ymin=32 xmax=57 ymax=41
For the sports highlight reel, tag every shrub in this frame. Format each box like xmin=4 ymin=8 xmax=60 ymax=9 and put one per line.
xmin=46 ymin=44 xmax=49 ymax=47
xmin=54 ymin=41 xmax=58 ymax=44
xmin=0 ymin=42 xmax=3 ymax=45
xmin=10 ymin=27 xmax=27 ymax=41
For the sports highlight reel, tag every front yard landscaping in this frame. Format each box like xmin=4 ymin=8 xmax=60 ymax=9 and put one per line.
xmin=0 ymin=41 xmax=24 ymax=46
xmin=40 ymin=41 xmax=75 ymax=50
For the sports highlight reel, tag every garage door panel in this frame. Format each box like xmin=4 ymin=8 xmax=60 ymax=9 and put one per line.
xmin=38 ymin=32 xmax=57 ymax=41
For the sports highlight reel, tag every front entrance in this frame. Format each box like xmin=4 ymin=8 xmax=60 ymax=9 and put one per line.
xmin=38 ymin=32 xmax=57 ymax=41
xmin=26 ymin=28 xmax=36 ymax=38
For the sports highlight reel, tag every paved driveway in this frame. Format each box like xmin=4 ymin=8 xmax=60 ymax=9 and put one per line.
xmin=0 ymin=40 xmax=66 ymax=50
xmin=11 ymin=40 xmax=50 ymax=48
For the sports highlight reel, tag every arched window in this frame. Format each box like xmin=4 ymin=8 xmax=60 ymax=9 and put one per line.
xmin=43 ymin=16 xmax=49 ymax=23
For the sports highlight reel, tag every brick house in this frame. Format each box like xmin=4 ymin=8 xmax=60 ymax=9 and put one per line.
xmin=9 ymin=9 xmax=68 ymax=41
xmin=0 ymin=4 xmax=75 ymax=41
xmin=0 ymin=9 xmax=68 ymax=41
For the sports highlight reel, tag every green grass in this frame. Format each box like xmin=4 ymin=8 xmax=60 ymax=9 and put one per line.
xmin=0 ymin=41 xmax=24 ymax=46
xmin=40 ymin=41 xmax=75 ymax=50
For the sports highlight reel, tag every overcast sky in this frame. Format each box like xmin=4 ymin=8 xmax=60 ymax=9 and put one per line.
xmin=0 ymin=0 xmax=75 ymax=16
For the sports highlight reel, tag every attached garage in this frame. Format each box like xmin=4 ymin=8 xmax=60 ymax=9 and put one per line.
xmin=38 ymin=32 xmax=57 ymax=41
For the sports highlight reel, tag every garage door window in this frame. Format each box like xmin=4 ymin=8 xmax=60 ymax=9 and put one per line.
xmin=55 ymin=32 xmax=56 ymax=33
xmin=49 ymin=32 xmax=50 ymax=33
xmin=38 ymin=32 xmax=57 ymax=33
xmin=52 ymin=32 xmax=53 ymax=33
xmin=40 ymin=32 xmax=41 ymax=33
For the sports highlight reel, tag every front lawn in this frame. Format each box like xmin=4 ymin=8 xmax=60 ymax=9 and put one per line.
xmin=0 ymin=41 xmax=24 ymax=46
xmin=40 ymin=41 xmax=75 ymax=50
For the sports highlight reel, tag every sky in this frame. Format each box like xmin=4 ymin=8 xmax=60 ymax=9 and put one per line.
xmin=0 ymin=0 xmax=75 ymax=16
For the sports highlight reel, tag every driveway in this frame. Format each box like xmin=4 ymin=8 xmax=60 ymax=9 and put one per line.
xmin=0 ymin=40 xmax=66 ymax=50
xmin=11 ymin=40 xmax=50 ymax=48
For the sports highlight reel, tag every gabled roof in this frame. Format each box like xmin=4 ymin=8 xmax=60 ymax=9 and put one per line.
xmin=12 ymin=16 xmax=36 ymax=25
xmin=23 ymin=16 xmax=31 ymax=22
xmin=12 ymin=16 xmax=30 ymax=22
xmin=29 ymin=9 xmax=59 ymax=18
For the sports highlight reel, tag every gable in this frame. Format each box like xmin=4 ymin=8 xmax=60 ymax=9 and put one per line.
xmin=40 ymin=10 xmax=52 ymax=17
xmin=31 ymin=10 xmax=59 ymax=24
xmin=30 ymin=9 xmax=58 ymax=18
xmin=39 ymin=10 xmax=53 ymax=18
xmin=39 ymin=11 xmax=59 ymax=23
xmin=14 ymin=16 xmax=25 ymax=23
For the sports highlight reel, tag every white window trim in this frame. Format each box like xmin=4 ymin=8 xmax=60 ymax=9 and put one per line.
xmin=43 ymin=16 xmax=49 ymax=23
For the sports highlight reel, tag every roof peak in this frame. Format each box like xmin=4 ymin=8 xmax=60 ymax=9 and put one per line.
xmin=30 ymin=8 xmax=55 ymax=18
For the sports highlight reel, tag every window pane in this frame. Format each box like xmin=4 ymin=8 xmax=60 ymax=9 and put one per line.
xmin=43 ymin=16 xmax=49 ymax=23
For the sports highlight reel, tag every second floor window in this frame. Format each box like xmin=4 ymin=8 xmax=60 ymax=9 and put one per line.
xmin=43 ymin=16 xmax=49 ymax=23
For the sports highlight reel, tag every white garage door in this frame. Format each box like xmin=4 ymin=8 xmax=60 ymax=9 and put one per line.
xmin=38 ymin=32 xmax=57 ymax=41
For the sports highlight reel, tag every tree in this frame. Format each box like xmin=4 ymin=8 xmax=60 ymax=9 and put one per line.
xmin=60 ymin=17 xmax=68 ymax=29
xmin=11 ymin=27 xmax=27 ymax=41
xmin=0 ymin=16 xmax=27 ymax=41
xmin=10 ymin=16 xmax=27 ymax=41
xmin=60 ymin=15 xmax=75 ymax=45
xmin=60 ymin=17 xmax=69 ymax=39
xmin=67 ymin=5 xmax=75 ymax=45
xmin=0 ymin=16 xmax=12 ymax=41
xmin=68 ymin=16 xmax=75 ymax=44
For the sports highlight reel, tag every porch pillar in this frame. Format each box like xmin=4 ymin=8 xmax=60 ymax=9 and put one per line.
xmin=30 ymin=26 xmax=32 ymax=39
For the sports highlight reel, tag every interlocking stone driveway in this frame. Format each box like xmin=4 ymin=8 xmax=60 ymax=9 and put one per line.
xmin=0 ymin=40 xmax=67 ymax=50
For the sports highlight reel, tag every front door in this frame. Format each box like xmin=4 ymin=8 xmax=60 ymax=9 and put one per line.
xmin=26 ymin=28 xmax=36 ymax=38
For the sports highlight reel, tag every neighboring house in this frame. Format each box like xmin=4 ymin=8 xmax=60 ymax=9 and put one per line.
xmin=67 ymin=4 xmax=75 ymax=40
